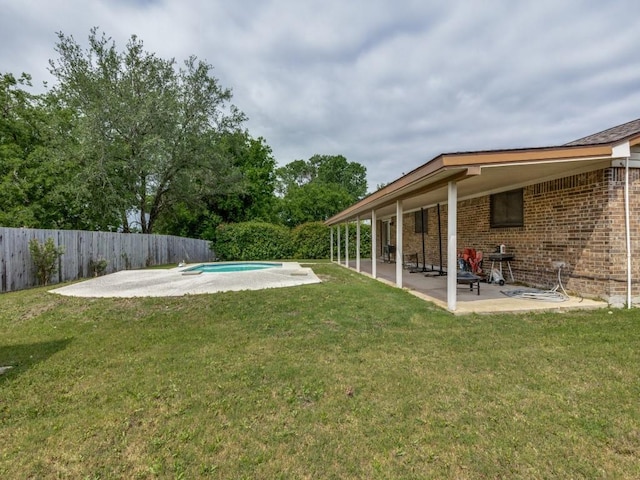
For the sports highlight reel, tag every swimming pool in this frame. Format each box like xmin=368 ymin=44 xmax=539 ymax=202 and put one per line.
xmin=51 ymin=261 xmax=320 ymax=297
xmin=185 ymin=262 xmax=282 ymax=273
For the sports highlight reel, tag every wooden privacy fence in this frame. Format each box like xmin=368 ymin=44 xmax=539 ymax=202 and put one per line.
xmin=0 ymin=227 xmax=215 ymax=293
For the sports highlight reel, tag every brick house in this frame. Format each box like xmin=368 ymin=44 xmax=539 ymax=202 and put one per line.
xmin=326 ymin=118 xmax=640 ymax=311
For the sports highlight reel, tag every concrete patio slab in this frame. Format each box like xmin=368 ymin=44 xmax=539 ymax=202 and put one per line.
xmin=340 ymin=259 xmax=608 ymax=315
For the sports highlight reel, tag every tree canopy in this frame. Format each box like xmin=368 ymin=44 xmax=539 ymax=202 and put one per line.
xmin=0 ymin=29 xmax=370 ymax=236
xmin=154 ymin=132 xmax=278 ymax=239
xmin=48 ymin=28 xmax=246 ymax=233
xmin=276 ymin=154 xmax=367 ymax=226
xmin=0 ymin=72 xmax=91 ymax=228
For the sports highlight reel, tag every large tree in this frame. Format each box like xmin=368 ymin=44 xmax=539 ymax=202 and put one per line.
xmin=48 ymin=28 xmax=246 ymax=233
xmin=154 ymin=132 xmax=278 ymax=239
xmin=208 ymin=132 xmax=278 ymax=223
xmin=278 ymin=182 xmax=355 ymax=227
xmin=276 ymin=154 xmax=368 ymax=226
xmin=313 ymin=154 xmax=367 ymax=200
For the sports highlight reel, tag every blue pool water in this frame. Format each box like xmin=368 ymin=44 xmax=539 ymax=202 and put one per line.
xmin=185 ymin=262 xmax=282 ymax=273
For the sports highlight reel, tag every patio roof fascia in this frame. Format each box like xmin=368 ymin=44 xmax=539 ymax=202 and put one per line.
xmin=325 ymin=166 xmax=474 ymax=225
xmin=325 ymin=143 xmax=614 ymax=226
xmin=324 ymin=155 xmax=449 ymax=225
xmin=438 ymin=143 xmax=612 ymax=166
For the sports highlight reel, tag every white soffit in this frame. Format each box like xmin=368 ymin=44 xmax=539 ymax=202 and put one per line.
xmin=611 ymin=159 xmax=640 ymax=167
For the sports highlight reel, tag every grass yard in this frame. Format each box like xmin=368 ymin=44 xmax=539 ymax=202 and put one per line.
xmin=1 ymin=263 xmax=639 ymax=479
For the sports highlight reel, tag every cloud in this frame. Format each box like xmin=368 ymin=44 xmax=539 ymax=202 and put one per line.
xmin=2 ymin=0 xmax=640 ymax=191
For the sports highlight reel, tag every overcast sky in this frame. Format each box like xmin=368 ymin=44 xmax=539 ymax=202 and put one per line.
xmin=2 ymin=0 xmax=640 ymax=190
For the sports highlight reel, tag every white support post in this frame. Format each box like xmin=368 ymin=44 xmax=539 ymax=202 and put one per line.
xmin=396 ymin=200 xmax=403 ymax=288
xmin=371 ymin=210 xmax=377 ymax=278
xmin=330 ymin=227 xmax=334 ymax=262
xmin=447 ymin=181 xmax=458 ymax=311
xmin=337 ymin=224 xmax=341 ymax=265
xmin=345 ymin=222 xmax=350 ymax=268
xmin=356 ymin=216 xmax=361 ymax=272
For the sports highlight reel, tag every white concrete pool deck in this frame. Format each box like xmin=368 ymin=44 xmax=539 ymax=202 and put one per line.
xmin=50 ymin=262 xmax=321 ymax=298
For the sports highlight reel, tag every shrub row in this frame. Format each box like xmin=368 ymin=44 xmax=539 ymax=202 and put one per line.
xmin=212 ymin=221 xmax=371 ymax=261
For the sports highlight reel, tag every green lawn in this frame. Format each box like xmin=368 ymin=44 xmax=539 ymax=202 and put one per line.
xmin=1 ymin=263 xmax=639 ymax=479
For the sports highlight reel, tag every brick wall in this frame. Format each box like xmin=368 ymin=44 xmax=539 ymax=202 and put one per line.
xmin=396 ymin=167 xmax=640 ymax=302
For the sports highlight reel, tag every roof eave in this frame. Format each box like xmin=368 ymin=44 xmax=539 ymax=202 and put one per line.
xmin=325 ymin=143 xmax=613 ymax=226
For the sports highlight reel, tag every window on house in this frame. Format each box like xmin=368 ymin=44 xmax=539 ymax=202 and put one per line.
xmin=414 ymin=209 xmax=427 ymax=233
xmin=490 ymin=189 xmax=523 ymax=228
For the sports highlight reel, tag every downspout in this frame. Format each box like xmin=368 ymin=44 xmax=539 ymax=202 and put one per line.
xmin=625 ymin=156 xmax=632 ymax=309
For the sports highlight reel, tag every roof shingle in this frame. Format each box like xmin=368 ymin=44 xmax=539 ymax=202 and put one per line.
xmin=565 ymin=118 xmax=640 ymax=146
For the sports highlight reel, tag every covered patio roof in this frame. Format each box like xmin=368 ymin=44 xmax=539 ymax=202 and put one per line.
xmin=326 ymin=118 xmax=640 ymax=224
xmin=326 ymin=117 xmax=640 ymax=312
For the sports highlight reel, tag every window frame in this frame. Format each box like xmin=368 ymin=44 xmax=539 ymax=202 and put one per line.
xmin=490 ymin=188 xmax=524 ymax=228
xmin=414 ymin=209 xmax=427 ymax=234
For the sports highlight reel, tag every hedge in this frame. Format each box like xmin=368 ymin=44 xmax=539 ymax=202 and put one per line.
xmin=213 ymin=222 xmax=293 ymax=261
xmin=212 ymin=221 xmax=371 ymax=261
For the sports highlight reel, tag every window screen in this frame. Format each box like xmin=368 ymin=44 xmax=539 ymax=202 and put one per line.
xmin=490 ymin=189 xmax=523 ymax=228
xmin=414 ymin=209 xmax=427 ymax=233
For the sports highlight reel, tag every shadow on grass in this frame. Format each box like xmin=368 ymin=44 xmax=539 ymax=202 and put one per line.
xmin=0 ymin=338 xmax=73 ymax=382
